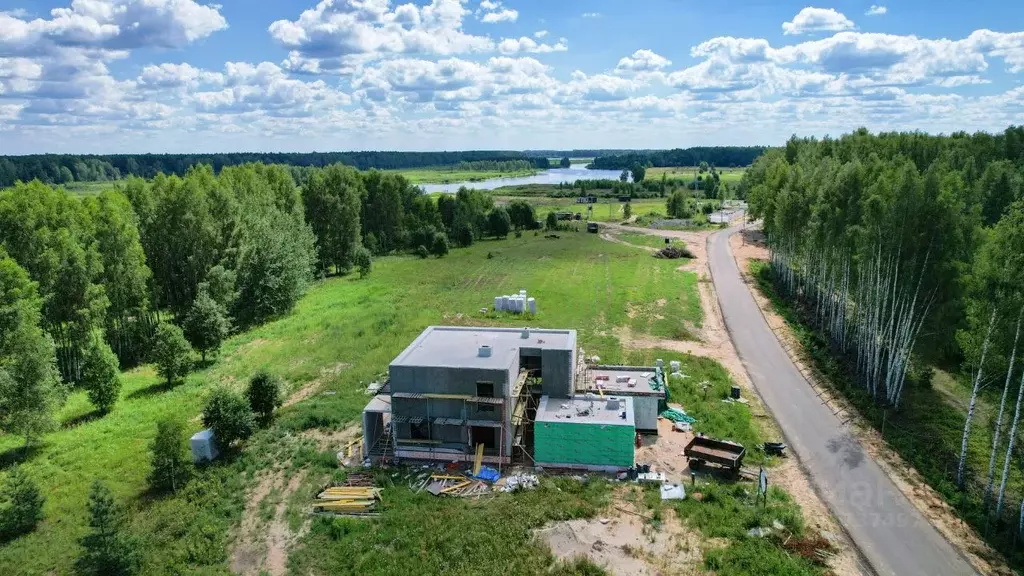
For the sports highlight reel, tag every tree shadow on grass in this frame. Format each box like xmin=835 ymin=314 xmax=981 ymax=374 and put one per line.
xmin=126 ymin=380 xmax=176 ymax=400
xmin=0 ymin=444 xmax=42 ymax=471
xmin=62 ymin=409 xmax=103 ymax=429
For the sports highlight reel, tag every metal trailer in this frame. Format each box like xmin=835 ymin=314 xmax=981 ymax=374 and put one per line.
xmin=684 ymin=436 xmax=745 ymax=473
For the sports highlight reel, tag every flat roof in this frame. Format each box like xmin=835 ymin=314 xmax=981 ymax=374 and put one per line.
xmin=536 ymin=394 xmax=635 ymax=427
xmin=363 ymin=394 xmax=391 ymax=414
xmin=391 ymin=326 xmax=576 ymax=370
xmin=583 ymin=367 xmax=665 ymax=396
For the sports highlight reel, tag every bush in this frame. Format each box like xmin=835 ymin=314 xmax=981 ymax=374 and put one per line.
xmin=431 ymin=234 xmax=449 ymax=258
xmin=148 ymin=417 xmax=190 ymax=493
xmin=354 ymin=246 xmax=372 ymax=278
xmin=183 ymin=290 xmax=231 ymax=362
xmin=246 ymin=371 xmax=283 ymax=426
xmin=454 ymin=221 xmax=475 ymax=247
xmin=202 ymin=388 xmax=256 ymax=451
xmin=416 ymin=245 xmax=429 ymax=259
xmin=545 ymin=211 xmax=558 ymax=230
xmin=152 ymin=322 xmax=192 ymax=386
xmin=76 ymin=481 xmax=141 ymax=576
xmin=0 ymin=465 xmax=44 ymax=538
xmin=81 ymin=338 xmax=121 ymax=414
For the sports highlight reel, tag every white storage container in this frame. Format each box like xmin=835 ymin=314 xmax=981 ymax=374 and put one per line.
xmin=190 ymin=428 xmax=219 ymax=463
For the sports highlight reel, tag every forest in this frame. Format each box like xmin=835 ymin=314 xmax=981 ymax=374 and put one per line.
xmin=588 ymin=146 xmax=769 ymax=170
xmin=0 ymin=163 xmax=542 ymax=449
xmin=742 ymin=125 xmax=1024 ymax=566
xmin=0 ymin=152 xmax=552 ymax=187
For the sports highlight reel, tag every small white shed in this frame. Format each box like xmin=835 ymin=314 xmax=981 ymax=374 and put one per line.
xmin=190 ymin=428 xmax=219 ymax=463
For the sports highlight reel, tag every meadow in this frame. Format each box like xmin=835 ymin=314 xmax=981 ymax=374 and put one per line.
xmin=0 ymin=231 xmax=703 ymax=574
xmin=646 ymin=166 xmax=746 ymax=186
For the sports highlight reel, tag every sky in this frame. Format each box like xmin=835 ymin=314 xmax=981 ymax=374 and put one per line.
xmin=0 ymin=0 xmax=1022 ymax=154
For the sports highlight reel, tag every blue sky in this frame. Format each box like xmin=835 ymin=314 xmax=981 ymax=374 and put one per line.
xmin=0 ymin=0 xmax=1022 ymax=153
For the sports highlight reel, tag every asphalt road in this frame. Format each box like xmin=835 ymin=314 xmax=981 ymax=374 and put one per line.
xmin=707 ymin=225 xmax=977 ymax=576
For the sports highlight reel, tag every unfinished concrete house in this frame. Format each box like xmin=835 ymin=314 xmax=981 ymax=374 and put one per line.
xmin=362 ymin=326 xmax=576 ymax=466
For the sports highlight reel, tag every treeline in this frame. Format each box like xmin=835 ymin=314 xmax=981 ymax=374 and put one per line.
xmin=451 ymin=160 xmax=535 ymax=172
xmin=588 ymin=147 xmax=769 ymax=170
xmin=0 ymin=152 xmax=552 ymax=187
xmin=744 ymin=125 xmax=1024 ymax=565
xmin=0 ymin=162 xmax=544 ymax=440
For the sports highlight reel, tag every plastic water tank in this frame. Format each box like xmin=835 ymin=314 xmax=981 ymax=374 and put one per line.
xmin=190 ymin=429 xmax=219 ymax=463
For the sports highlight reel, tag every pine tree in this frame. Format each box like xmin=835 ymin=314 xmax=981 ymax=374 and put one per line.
xmin=76 ymin=481 xmax=141 ymax=576
xmin=0 ymin=465 xmax=44 ymax=538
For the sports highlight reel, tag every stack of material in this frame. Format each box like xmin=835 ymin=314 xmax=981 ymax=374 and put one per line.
xmin=313 ymin=486 xmax=382 ymax=516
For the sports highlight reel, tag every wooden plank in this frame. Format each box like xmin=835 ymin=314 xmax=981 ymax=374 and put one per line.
xmin=473 ymin=443 xmax=484 ymax=476
xmin=441 ymin=480 xmax=472 ymax=494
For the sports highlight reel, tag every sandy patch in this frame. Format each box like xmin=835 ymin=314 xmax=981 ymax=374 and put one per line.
xmin=655 ymin=298 xmax=667 ymax=307
xmin=536 ymin=496 xmax=702 ymax=576
xmin=282 ymin=362 xmax=352 ymax=408
xmin=230 ymin=469 xmax=309 ymax=576
xmin=298 ymin=423 xmax=362 ymax=453
xmin=730 ymin=226 xmax=1009 ymax=576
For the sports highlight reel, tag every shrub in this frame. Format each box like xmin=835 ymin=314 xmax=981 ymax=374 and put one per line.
xmin=246 ymin=371 xmax=283 ymax=426
xmin=148 ymin=417 xmax=190 ymax=493
xmin=0 ymin=465 xmax=44 ymax=538
xmin=354 ymin=246 xmax=372 ymax=278
xmin=152 ymin=322 xmax=192 ymax=385
xmin=76 ymin=481 xmax=141 ymax=576
xmin=81 ymin=338 xmax=121 ymax=414
xmin=416 ymin=245 xmax=429 ymax=259
xmin=202 ymin=388 xmax=256 ymax=451
xmin=545 ymin=211 xmax=558 ymax=230
xmin=431 ymin=234 xmax=449 ymax=258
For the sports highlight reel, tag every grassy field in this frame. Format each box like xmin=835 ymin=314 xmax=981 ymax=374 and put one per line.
xmin=526 ymin=198 xmax=666 ymax=223
xmin=749 ymin=259 xmax=1024 ymax=571
xmin=388 ymin=167 xmax=536 ymax=184
xmin=646 ymin=167 xmax=746 ymax=186
xmin=0 ymin=231 xmax=703 ymax=574
xmin=616 ymin=231 xmax=681 ymax=249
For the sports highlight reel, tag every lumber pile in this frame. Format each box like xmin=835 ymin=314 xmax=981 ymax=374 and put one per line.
xmin=409 ymin=473 xmax=491 ymax=498
xmin=313 ymin=486 xmax=381 ymax=516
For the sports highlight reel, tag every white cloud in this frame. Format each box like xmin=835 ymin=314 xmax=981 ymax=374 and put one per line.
xmin=0 ymin=0 xmax=227 ymax=55
xmin=498 ymin=36 xmax=568 ymax=54
xmin=615 ymin=49 xmax=672 ymax=72
xmin=865 ymin=5 xmax=887 ymax=16
xmin=479 ymin=0 xmax=499 ymax=9
xmin=482 ymin=8 xmax=518 ymax=23
xmin=582 ymin=12 xmax=601 ymax=18
xmin=269 ymin=0 xmax=493 ymax=72
xmin=782 ymin=7 xmax=855 ymax=35
xmin=534 ymin=29 xmax=548 ymax=38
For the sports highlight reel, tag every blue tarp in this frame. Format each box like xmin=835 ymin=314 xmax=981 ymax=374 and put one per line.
xmin=475 ymin=466 xmax=500 ymax=483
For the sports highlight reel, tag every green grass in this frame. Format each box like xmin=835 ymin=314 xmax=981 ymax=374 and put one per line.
xmin=531 ymin=199 xmax=666 ymax=223
xmin=749 ymin=259 xmax=1024 ymax=572
xmin=288 ymin=476 xmax=611 ymax=575
xmin=615 ymin=232 xmax=681 ymax=250
xmin=646 ymin=167 xmax=747 ymax=186
xmin=0 ymin=231 xmax=701 ymax=574
xmin=388 ymin=167 xmax=536 ymax=184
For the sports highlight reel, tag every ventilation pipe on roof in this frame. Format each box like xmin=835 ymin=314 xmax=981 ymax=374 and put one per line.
xmin=521 ymin=327 xmax=530 ymax=339
xmin=478 ymin=345 xmax=492 ymax=357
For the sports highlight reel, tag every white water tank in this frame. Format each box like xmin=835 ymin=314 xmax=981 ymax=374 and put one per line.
xmin=501 ymin=295 xmax=510 ymax=310
xmin=670 ymin=360 xmax=681 ymax=372
xmin=528 ymin=297 xmax=536 ymax=314
xmin=494 ymin=296 xmax=503 ymax=311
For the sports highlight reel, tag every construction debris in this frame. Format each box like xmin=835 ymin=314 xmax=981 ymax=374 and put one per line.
xmin=500 ymin=474 xmax=539 ymax=492
xmin=660 ymin=483 xmax=686 ymax=500
xmin=653 ymin=245 xmax=695 ymax=259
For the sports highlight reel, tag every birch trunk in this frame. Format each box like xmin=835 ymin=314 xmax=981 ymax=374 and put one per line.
xmin=997 ymin=362 xmax=1024 ymax=517
xmin=958 ymin=308 xmax=998 ymax=489
xmin=985 ymin=307 xmax=1023 ymax=509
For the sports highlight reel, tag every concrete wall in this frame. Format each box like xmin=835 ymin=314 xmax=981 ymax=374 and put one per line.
xmin=633 ymin=396 xmax=659 ymax=432
xmin=541 ymin=348 xmax=575 ymax=397
xmin=391 ymin=397 xmax=502 ymax=423
xmin=390 ymin=364 xmax=513 ymax=396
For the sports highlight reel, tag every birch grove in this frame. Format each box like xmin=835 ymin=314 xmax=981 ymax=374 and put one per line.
xmin=744 ymin=127 xmax=1024 ymax=564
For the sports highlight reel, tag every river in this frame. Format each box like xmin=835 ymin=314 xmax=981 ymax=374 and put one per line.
xmin=418 ymin=163 xmax=628 ymax=194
